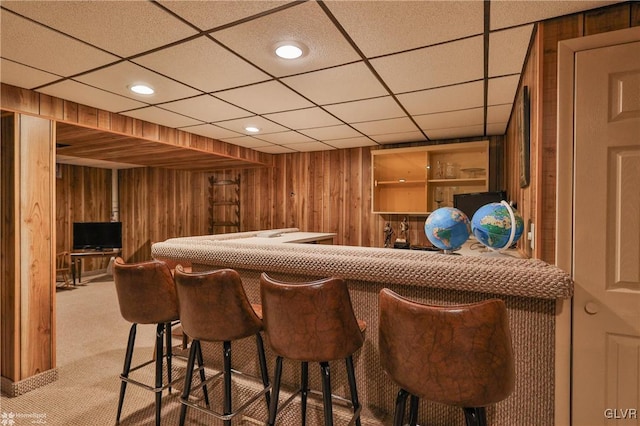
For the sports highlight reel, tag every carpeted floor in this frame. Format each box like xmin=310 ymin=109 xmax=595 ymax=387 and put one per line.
xmin=0 ymin=275 xmax=384 ymax=426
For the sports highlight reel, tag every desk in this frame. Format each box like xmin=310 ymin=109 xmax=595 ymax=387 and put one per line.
xmin=70 ymin=249 xmax=121 ymax=284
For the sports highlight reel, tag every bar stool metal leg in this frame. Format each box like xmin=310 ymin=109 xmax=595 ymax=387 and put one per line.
xmin=223 ymin=341 xmax=232 ymax=426
xmin=256 ymin=333 xmax=271 ymax=408
xmin=408 ymin=394 xmax=419 ymax=426
xmin=301 ymin=362 xmax=309 ymax=426
xmin=320 ymin=362 xmax=333 ymax=426
xmin=154 ymin=323 xmax=164 ymax=426
xmin=179 ymin=340 xmax=198 ymax=426
xmin=165 ymin=322 xmax=173 ymax=393
xmin=194 ymin=340 xmax=210 ymax=408
xmin=116 ymin=323 xmax=137 ymax=424
xmin=392 ymin=389 xmax=409 ymax=426
xmin=345 ymin=355 xmax=362 ymax=426
xmin=268 ymin=356 xmax=284 ymax=426
xmin=463 ymin=407 xmax=487 ymax=426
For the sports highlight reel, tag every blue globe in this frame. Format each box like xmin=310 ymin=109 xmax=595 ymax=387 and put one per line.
xmin=471 ymin=202 xmax=524 ymax=250
xmin=424 ymin=207 xmax=471 ymax=251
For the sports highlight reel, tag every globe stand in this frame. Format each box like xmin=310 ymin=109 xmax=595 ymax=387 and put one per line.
xmin=442 ymin=249 xmax=461 ymax=255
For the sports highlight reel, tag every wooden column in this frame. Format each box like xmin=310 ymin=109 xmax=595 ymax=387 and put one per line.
xmin=1 ymin=112 xmax=57 ymax=395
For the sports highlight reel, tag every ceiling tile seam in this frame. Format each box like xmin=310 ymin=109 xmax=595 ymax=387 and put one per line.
xmin=316 ymin=0 xmax=429 ymax=142
xmin=504 ymin=23 xmax=538 ymax=126
xmin=0 ymin=6 xmax=135 ymax=93
xmin=0 ymin=5 xmax=124 ymax=59
xmin=483 ymin=0 xmax=491 ymax=137
xmin=201 ymin=0 xmax=309 ymax=34
xmin=1 ymin=58 xmax=66 ymax=90
xmin=196 ymin=33 xmax=377 ymax=146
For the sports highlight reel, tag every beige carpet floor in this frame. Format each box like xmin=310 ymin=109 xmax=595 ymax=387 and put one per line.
xmin=0 ymin=275 xmax=385 ymax=426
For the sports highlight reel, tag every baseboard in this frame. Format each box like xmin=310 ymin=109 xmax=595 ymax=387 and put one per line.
xmin=1 ymin=368 xmax=59 ymax=397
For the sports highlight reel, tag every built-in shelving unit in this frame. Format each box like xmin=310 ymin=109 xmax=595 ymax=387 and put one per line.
xmin=372 ymin=141 xmax=489 ymax=214
xmin=208 ymin=175 xmax=240 ymax=233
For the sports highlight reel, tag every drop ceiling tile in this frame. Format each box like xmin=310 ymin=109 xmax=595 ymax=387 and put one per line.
xmin=282 ymin=141 xmax=336 ymax=152
xmin=0 ymin=59 xmax=61 ymax=89
xmin=160 ymin=95 xmax=251 ymax=123
xmin=254 ymin=131 xmax=315 ymax=145
xmin=263 ymin=107 xmax=342 ymax=130
xmin=214 ymin=81 xmax=313 ymax=114
xmin=488 ymin=75 xmax=520 ymax=106
xmin=122 ymin=107 xmax=202 ymax=128
xmin=212 ymin=1 xmax=360 ymax=77
xmin=37 ymin=80 xmax=146 ymax=112
xmin=491 ymin=0 xmax=623 ymax=30
xmin=220 ymin=136 xmax=273 ymax=149
xmin=328 ymin=137 xmax=377 ymax=149
xmin=254 ymin=144 xmax=297 ymax=154
xmin=180 ymin=124 xmax=244 ymax=140
xmin=371 ymin=36 xmax=484 ymax=93
xmin=133 ymin=37 xmax=270 ymax=93
xmin=487 ymin=122 xmax=508 ymax=135
xmin=75 ymin=61 xmax=201 ymax=104
xmin=215 ymin=116 xmax=288 ymax=135
xmin=281 ymin=62 xmax=388 ymax=105
xmin=351 ymin=117 xmax=420 ymax=136
xmin=487 ymin=104 xmax=513 ymax=124
xmin=325 ymin=1 xmax=484 ymax=57
xmin=324 ymin=97 xmax=406 ymax=123
xmin=299 ymin=125 xmax=362 ymax=141
xmin=0 ymin=10 xmax=118 ymax=77
xmin=489 ymin=25 xmax=534 ymax=77
xmin=425 ymin=125 xmax=485 ymax=140
xmin=372 ymin=132 xmax=427 ymax=144
xmin=157 ymin=1 xmax=290 ymax=32
xmin=397 ymin=81 xmax=484 ymax=116
xmin=414 ymin=108 xmax=484 ymax=131
xmin=2 ymin=1 xmax=198 ymax=57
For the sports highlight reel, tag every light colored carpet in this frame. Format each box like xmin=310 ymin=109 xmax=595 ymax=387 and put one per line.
xmin=0 ymin=275 xmax=384 ymax=426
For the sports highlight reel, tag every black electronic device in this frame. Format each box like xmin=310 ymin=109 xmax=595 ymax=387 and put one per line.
xmin=453 ymin=191 xmax=507 ymax=220
xmin=73 ymin=222 xmax=122 ymax=250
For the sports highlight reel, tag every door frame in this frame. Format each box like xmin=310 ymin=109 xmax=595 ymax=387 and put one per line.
xmin=556 ymin=26 xmax=640 ymax=426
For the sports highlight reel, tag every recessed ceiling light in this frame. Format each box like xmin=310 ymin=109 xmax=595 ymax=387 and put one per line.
xmin=245 ymin=126 xmax=260 ymax=133
xmin=275 ymin=43 xmax=304 ymax=59
xmin=129 ymin=84 xmax=154 ymax=95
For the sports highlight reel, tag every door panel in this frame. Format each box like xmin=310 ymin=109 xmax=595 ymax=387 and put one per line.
xmin=573 ymin=41 xmax=640 ymax=425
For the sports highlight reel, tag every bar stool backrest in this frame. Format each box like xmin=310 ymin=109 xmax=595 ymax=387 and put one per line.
xmin=259 ymin=273 xmax=364 ymax=362
xmin=378 ymin=288 xmax=515 ymax=408
xmin=113 ymin=257 xmax=179 ymax=325
xmin=174 ymin=266 xmax=262 ymax=342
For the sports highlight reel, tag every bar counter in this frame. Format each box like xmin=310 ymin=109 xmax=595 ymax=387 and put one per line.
xmin=153 ymin=229 xmax=573 ymax=425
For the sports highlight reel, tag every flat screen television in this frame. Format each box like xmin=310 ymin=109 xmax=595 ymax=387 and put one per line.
xmin=453 ymin=191 xmax=507 ymax=221
xmin=73 ymin=222 xmax=122 ymax=250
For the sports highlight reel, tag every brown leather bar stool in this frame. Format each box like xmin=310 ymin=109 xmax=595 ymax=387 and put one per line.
xmin=378 ymin=288 xmax=515 ymax=426
xmin=174 ymin=266 xmax=271 ymax=426
xmin=259 ymin=273 xmax=366 ymax=426
xmin=112 ymin=257 xmax=208 ymax=426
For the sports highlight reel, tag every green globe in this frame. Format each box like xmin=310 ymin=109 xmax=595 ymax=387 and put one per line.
xmin=424 ymin=207 xmax=471 ymax=252
xmin=471 ymin=202 xmax=524 ymax=251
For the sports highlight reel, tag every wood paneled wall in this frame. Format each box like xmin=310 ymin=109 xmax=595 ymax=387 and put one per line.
xmin=1 ymin=113 xmax=55 ymax=381
xmin=118 ymin=167 xmax=210 ymax=263
xmin=55 ymin=164 xmax=112 ymax=271
xmin=503 ymin=1 xmax=640 ymax=263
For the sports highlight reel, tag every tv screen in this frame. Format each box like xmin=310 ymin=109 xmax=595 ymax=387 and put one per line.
xmin=73 ymin=222 xmax=122 ymax=250
xmin=453 ymin=191 xmax=507 ymax=221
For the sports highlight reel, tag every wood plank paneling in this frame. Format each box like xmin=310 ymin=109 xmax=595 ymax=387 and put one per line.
xmin=525 ymin=3 xmax=640 ymax=263
xmin=2 ymin=113 xmax=55 ymax=381
xmin=19 ymin=114 xmax=55 ymax=377
xmin=1 ymin=112 xmax=19 ymax=381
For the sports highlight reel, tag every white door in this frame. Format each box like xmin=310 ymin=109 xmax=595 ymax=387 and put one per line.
xmin=572 ymin=40 xmax=640 ymax=425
